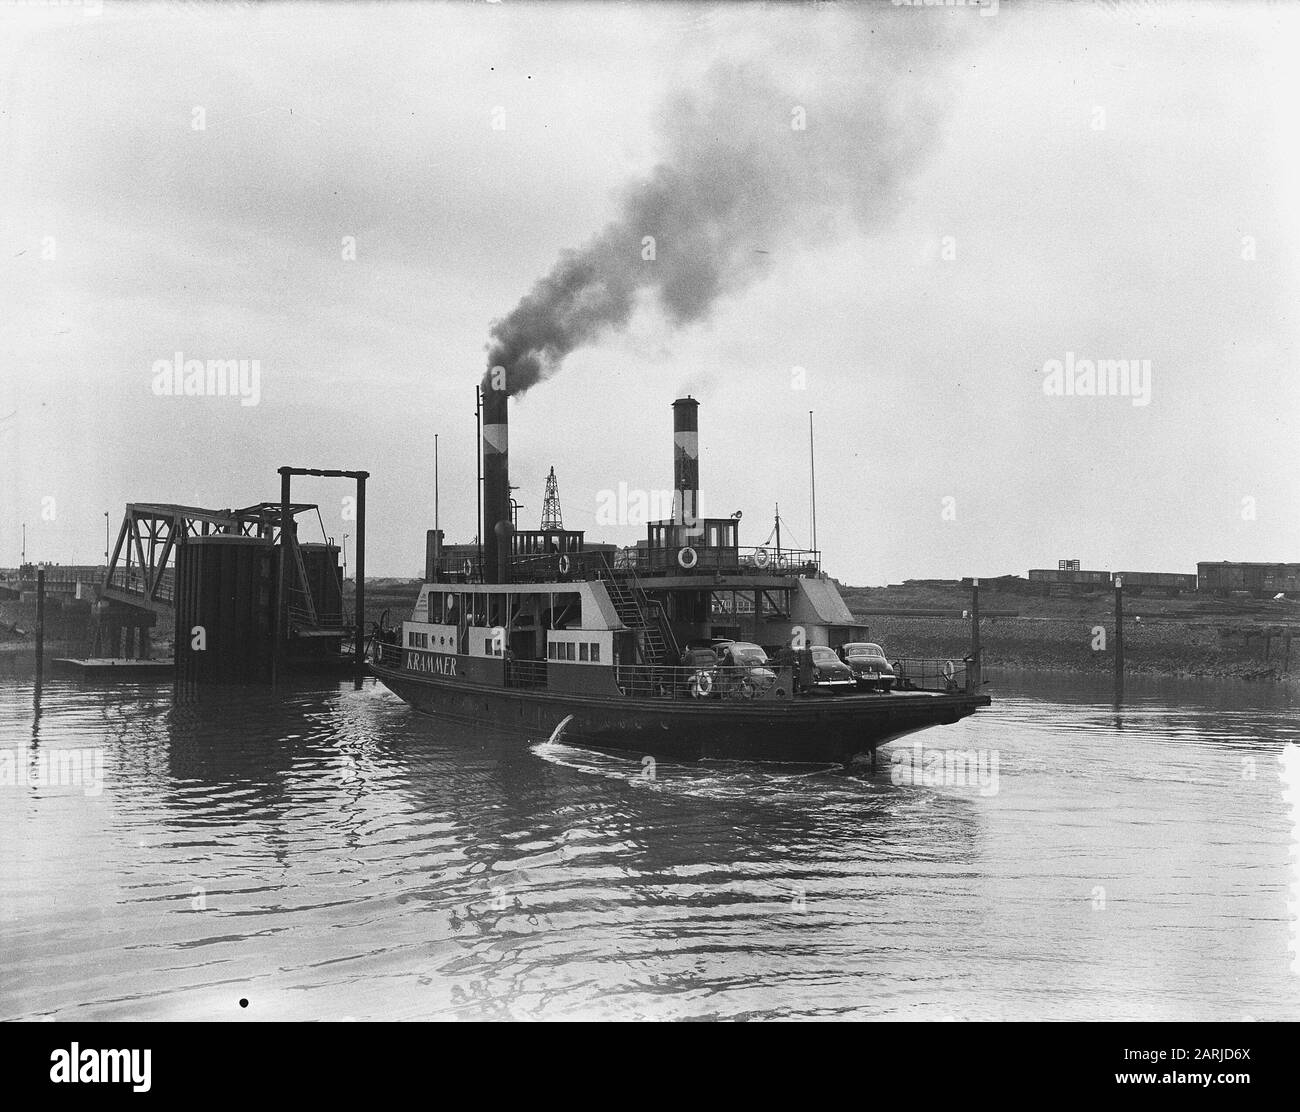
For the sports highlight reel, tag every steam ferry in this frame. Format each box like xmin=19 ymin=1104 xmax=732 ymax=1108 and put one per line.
xmin=369 ymin=393 xmax=989 ymax=764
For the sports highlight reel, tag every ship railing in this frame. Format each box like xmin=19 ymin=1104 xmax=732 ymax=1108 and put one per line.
xmin=429 ymin=554 xmax=488 ymax=583
xmin=639 ymin=546 xmax=821 ymax=577
xmin=737 ymin=547 xmax=820 ymax=575
xmin=890 ymin=657 xmax=972 ymax=694
xmin=500 ymin=546 xmax=822 ymax=581
xmin=505 ymin=659 xmax=548 ymax=689
xmin=507 ymin=550 xmax=615 ymax=583
xmin=371 ymin=639 xmax=403 ymax=668
xmin=613 ymin=663 xmax=798 ymax=701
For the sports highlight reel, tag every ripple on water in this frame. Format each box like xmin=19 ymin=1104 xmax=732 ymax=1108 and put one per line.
xmin=1 ymin=674 xmax=1297 ymax=1021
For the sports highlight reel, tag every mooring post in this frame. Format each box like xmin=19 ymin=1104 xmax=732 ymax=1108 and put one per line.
xmin=35 ymin=568 xmax=45 ymax=688
xmin=1114 ymin=574 xmax=1124 ymax=700
xmin=969 ymin=576 xmax=981 ymax=693
xmin=355 ymin=471 xmax=367 ymax=671
xmin=274 ymin=466 xmax=291 ymax=684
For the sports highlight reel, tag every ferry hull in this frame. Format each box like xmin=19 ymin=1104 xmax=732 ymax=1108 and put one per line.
xmin=371 ymin=663 xmax=990 ymax=764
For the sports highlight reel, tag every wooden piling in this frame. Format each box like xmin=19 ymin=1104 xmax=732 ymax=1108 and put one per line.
xmin=355 ymin=472 xmax=366 ymax=671
xmin=1114 ymin=575 xmax=1124 ymax=699
xmin=35 ymin=568 xmax=45 ymax=686
xmin=273 ymin=467 xmax=291 ymax=685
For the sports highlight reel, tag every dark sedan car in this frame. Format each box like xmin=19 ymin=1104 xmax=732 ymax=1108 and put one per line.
xmin=679 ymin=647 xmax=720 ymax=698
xmin=808 ymin=645 xmax=856 ymax=691
xmin=716 ymin=641 xmax=778 ymax=698
xmin=838 ymin=642 xmax=896 ymax=692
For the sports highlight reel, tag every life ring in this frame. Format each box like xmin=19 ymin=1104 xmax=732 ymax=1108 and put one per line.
xmin=447 ymin=593 xmax=457 ymax=610
xmin=689 ymin=670 xmax=713 ymax=697
xmin=558 ymin=554 xmax=571 ymax=575
xmin=753 ymin=547 xmax=769 ymax=568
xmin=677 ymin=546 xmax=698 ymax=569
xmin=462 ymin=558 xmax=472 ymax=577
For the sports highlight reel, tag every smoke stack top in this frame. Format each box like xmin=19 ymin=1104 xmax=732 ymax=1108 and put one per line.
xmin=484 ymin=21 xmax=960 ymax=398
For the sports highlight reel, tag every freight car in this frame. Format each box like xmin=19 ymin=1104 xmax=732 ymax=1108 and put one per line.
xmin=1115 ymin=571 xmax=1198 ymax=597
xmin=1197 ymin=562 xmax=1300 ymax=598
xmin=1028 ymin=568 xmax=1197 ymax=597
xmin=1027 ymin=568 xmax=1113 ymax=596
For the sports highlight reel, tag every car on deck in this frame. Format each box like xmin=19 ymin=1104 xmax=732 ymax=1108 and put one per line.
xmin=679 ymin=646 xmax=720 ymax=698
xmin=838 ymin=642 xmax=895 ymax=692
xmin=716 ymin=641 xmax=777 ymax=698
xmin=807 ymin=645 xmax=856 ymax=691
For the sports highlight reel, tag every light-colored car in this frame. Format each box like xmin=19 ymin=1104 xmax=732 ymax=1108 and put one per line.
xmin=838 ymin=642 xmax=895 ymax=692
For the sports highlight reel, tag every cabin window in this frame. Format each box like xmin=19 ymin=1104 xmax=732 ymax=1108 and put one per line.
xmin=590 ymin=642 xmax=600 ymax=663
xmin=579 ymin=643 xmax=589 ymax=662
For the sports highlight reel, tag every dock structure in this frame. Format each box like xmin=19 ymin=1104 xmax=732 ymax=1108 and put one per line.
xmin=91 ymin=496 xmax=356 ymax=683
xmin=51 ymin=658 xmax=174 ymax=679
xmin=272 ymin=467 xmax=369 ymax=677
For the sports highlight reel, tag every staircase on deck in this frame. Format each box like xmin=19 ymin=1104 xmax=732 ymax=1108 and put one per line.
xmin=599 ymin=567 xmax=678 ymax=666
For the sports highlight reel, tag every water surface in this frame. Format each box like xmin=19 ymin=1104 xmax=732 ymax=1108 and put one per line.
xmin=2 ymin=672 xmax=1296 ymax=1021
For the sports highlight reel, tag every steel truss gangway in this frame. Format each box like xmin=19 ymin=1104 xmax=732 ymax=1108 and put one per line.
xmin=101 ymin=502 xmax=346 ymax=637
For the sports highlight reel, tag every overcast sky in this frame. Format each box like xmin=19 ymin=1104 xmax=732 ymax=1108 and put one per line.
xmin=2 ymin=0 xmax=1297 ymax=584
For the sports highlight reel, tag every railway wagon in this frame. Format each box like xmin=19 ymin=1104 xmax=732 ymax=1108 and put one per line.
xmin=1115 ymin=570 xmax=1198 ymax=597
xmin=1197 ymin=562 xmax=1300 ymax=598
xmin=1029 ymin=568 xmax=1198 ymax=597
xmin=1027 ymin=568 xmax=1113 ymax=596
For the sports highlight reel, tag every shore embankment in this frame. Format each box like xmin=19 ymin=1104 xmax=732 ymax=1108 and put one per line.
xmin=841 ymin=582 xmax=1298 ymax=682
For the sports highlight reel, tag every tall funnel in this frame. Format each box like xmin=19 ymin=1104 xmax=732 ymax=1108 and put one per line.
xmin=482 ymin=382 xmax=511 ymax=583
xmin=672 ymin=396 xmax=700 ymax=529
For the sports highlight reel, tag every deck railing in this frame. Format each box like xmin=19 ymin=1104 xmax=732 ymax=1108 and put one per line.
xmin=612 ymin=663 xmax=798 ymax=701
xmin=505 ymin=659 xmax=548 ymax=689
xmin=889 ymin=657 xmax=971 ymax=693
xmin=507 ymin=546 xmax=822 ymax=582
xmin=429 ymin=545 xmax=824 ymax=584
xmin=371 ymin=637 xmax=977 ymax=697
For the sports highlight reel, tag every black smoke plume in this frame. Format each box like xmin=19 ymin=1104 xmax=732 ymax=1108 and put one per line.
xmin=485 ymin=18 xmax=963 ymax=396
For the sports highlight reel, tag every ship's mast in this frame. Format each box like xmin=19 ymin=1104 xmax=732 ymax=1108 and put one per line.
xmin=540 ymin=466 xmax=564 ymax=530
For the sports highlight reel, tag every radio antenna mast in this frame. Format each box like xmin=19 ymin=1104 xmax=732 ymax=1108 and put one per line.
xmin=540 ymin=466 xmax=564 ymax=530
